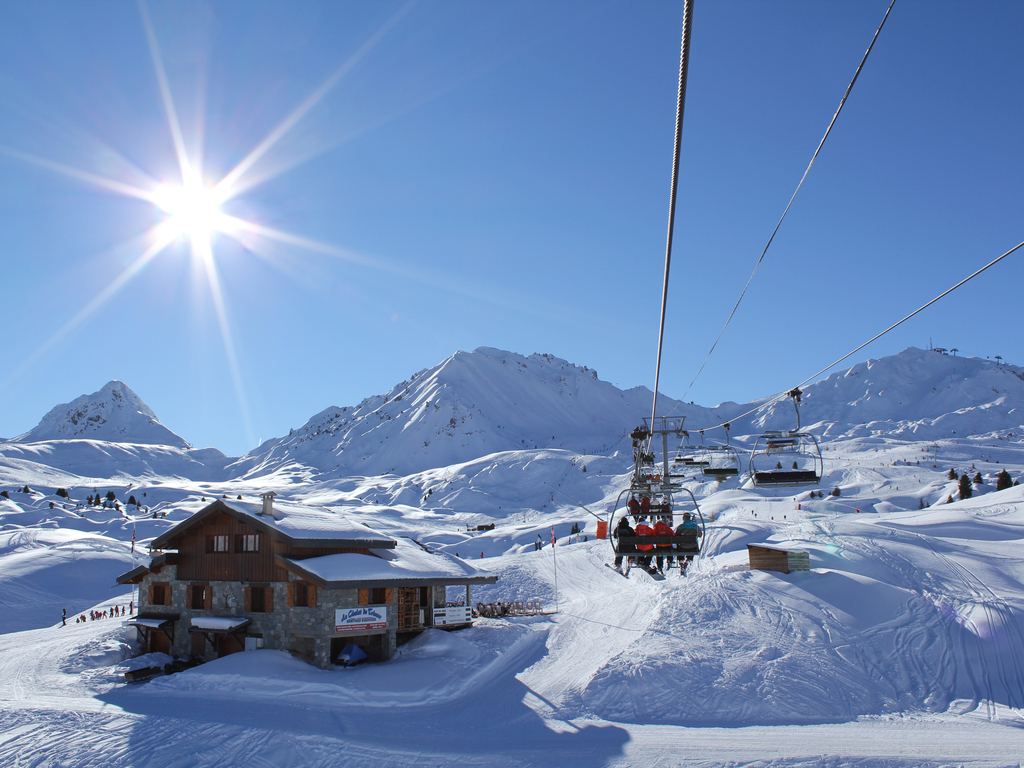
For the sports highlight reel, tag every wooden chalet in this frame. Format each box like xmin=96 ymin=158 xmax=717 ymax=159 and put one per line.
xmin=116 ymin=494 xmax=496 ymax=668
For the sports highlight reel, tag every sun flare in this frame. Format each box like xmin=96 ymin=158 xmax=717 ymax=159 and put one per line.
xmin=154 ymin=180 xmax=224 ymax=245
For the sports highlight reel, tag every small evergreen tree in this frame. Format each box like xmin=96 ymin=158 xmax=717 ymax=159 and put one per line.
xmin=22 ymin=485 xmax=31 ymax=494
xmin=55 ymin=488 xmax=69 ymax=499
xmin=918 ymin=498 xmax=926 ymax=510
xmin=996 ymin=470 xmax=1012 ymax=490
xmin=947 ymin=468 xmax=958 ymax=480
xmin=0 ymin=490 xmax=8 ymax=499
xmin=128 ymin=495 xmax=138 ymax=507
xmin=973 ymin=472 xmax=983 ymax=485
xmin=105 ymin=490 xmax=116 ymax=502
xmin=831 ymin=487 xmax=841 ymax=497
xmin=958 ymin=474 xmax=973 ymax=500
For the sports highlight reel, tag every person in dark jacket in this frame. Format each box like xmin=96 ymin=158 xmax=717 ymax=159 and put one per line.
xmin=675 ymin=512 xmax=702 ymax=574
xmin=613 ymin=516 xmax=636 ymax=571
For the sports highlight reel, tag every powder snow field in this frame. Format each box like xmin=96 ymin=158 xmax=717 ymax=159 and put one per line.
xmin=1 ymin=440 xmax=1023 ymax=765
xmin=1 ymin=348 xmax=1024 ymax=765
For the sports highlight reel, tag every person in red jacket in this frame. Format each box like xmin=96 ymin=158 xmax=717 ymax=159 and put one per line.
xmin=639 ymin=495 xmax=651 ymax=518
xmin=627 ymin=495 xmax=640 ymax=518
xmin=653 ymin=516 xmax=674 ymax=572
xmin=634 ymin=517 xmax=655 ymax=571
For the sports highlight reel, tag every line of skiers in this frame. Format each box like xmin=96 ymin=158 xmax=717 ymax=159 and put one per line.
xmin=613 ymin=494 xmax=702 ymax=575
xmin=71 ymin=603 xmax=132 ymax=624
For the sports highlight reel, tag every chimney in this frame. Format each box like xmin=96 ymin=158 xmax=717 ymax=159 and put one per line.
xmin=260 ymin=492 xmax=276 ymax=517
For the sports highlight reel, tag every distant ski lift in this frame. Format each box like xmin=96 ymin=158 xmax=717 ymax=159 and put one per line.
xmin=700 ymin=422 xmax=741 ymax=478
xmin=749 ymin=389 xmax=823 ymax=487
xmin=672 ymin=429 xmax=708 ymax=473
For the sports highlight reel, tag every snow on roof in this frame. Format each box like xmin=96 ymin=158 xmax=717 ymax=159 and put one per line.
xmin=129 ymin=617 xmax=173 ymax=629
xmin=151 ymin=499 xmax=396 ymax=549
xmin=190 ymin=616 xmax=250 ymax=632
xmin=279 ymin=537 xmax=497 ymax=588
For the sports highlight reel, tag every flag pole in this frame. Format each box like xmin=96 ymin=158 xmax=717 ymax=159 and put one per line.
xmin=551 ymin=525 xmax=559 ymax=613
xmin=131 ymin=517 xmax=137 ymax=616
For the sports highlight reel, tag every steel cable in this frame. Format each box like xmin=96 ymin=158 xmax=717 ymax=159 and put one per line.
xmin=679 ymin=0 xmax=898 ymax=402
xmin=651 ymin=0 xmax=695 ymax=430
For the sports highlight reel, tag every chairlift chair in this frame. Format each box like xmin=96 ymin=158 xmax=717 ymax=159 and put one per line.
xmin=700 ymin=422 xmax=741 ymax=478
xmin=609 ymin=417 xmax=707 ymax=572
xmin=749 ymin=389 xmax=823 ymax=487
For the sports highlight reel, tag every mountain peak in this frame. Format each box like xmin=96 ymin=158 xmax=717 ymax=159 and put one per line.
xmin=13 ymin=380 xmax=191 ymax=448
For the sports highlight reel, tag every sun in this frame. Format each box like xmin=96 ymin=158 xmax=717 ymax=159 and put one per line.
xmin=153 ymin=178 xmax=224 ymax=246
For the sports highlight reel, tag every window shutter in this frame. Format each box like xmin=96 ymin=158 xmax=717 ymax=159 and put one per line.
xmin=265 ymin=587 xmax=274 ymax=613
xmin=286 ymin=583 xmax=294 ymax=607
xmin=244 ymin=587 xmax=251 ymax=612
xmin=358 ymin=588 xmax=369 ymax=605
xmin=204 ymin=586 xmax=212 ymax=611
xmin=308 ymin=585 xmax=317 ymax=608
xmin=384 ymin=588 xmax=394 ymax=604
xmin=147 ymin=584 xmax=154 ymax=606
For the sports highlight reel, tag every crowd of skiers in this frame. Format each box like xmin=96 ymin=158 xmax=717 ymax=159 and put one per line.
xmin=612 ymin=493 xmax=702 ymax=575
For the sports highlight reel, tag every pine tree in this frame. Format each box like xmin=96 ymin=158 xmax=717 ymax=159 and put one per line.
xmin=0 ymin=490 xmax=8 ymax=499
xmin=958 ymin=474 xmax=973 ymax=500
xmin=55 ymin=488 xmax=69 ymax=499
xmin=996 ymin=470 xmax=1012 ymax=491
xmin=973 ymin=472 xmax=983 ymax=485
xmin=128 ymin=495 xmax=138 ymax=507
xmin=947 ymin=468 xmax=957 ymax=480
xmin=918 ymin=498 xmax=926 ymax=509
xmin=831 ymin=487 xmax=841 ymax=497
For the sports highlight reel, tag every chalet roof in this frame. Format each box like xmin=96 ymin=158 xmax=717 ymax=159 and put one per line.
xmin=149 ymin=499 xmax=396 ymax=550
xmin=277 ymin=537 xmax=498 ymax=589
xmin=114 ymin=552 xmax=179 ymax=586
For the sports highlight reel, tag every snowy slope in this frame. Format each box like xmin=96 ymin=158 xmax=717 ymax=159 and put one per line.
xmin=11 ymin=381 xmax=191 ymax=449
xmin=229 ymin=348 xmax=713 ymax=478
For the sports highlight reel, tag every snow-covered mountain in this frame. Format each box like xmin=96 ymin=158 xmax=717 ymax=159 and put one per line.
xmin=743 ymin=347 xmax=1024 ymax=441
xmin=10 ymin=381 xmax=191 ymax=449
xmin=229 ymin=348 xmax=710 ymax=479
xmin=3 ymin=348 xmax=1023 ymax=487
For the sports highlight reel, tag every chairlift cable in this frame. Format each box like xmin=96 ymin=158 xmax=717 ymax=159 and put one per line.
xmin=690 ymin=237 xmax=1024 ymax=435
xmin=650 ymin=0 xmax=695 ymax=432
xmin=678 ymin=0 xmax=898 ymax=403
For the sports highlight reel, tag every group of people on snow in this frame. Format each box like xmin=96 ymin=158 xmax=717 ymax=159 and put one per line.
xmin=70 ymin=604 xmax=131 ymax=624
xmin=613 ymin=493 xmax=702 ymax=575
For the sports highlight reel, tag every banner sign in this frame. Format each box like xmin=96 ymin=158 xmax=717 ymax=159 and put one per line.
xmin=433 ymin=606 xmax=471 ymax=626
xmin=335 ymin=607 xmax=387 ymax=633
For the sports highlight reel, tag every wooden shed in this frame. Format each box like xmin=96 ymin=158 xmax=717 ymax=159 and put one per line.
xmin=747 ymin=544 xmax=810 ymax=574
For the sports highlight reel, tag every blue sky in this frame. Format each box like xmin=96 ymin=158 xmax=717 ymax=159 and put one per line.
xmin=1 ymin=0 xmax=1021 ymax=456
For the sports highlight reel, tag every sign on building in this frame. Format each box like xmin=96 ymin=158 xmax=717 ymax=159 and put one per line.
xmin=335 ymin=606 xmax=387 ymax=633
xmin=432 ymin=606 xmax=471 ymax=626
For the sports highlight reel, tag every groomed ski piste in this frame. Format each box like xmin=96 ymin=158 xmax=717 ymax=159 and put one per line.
xmin=2 ymin=445 xmax=1023 ymax=766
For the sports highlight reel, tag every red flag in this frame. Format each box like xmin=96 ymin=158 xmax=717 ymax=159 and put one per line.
xmin=550 ymin=526 xmax=555 ymax=546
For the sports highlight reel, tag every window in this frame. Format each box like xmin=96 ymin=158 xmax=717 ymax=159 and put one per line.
xmin=152 ymin=584 xmax=168 ymax=606
xmin=190 ymin=585 xmax=208 ymax=610
xmin=207 ymin=535 xmax=229 ymax=553
xmin=359 ymin=587 xmax=390 ymax=605
xmin=250 ymin=586 xmax=266 ymax=613
xmin=246 ymin=585 xmax=272 ymax=613
xmin=295 ymin=583 xmax=309 ymax=607
xmin=236 ymin=534 xmax=260 ymax=553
